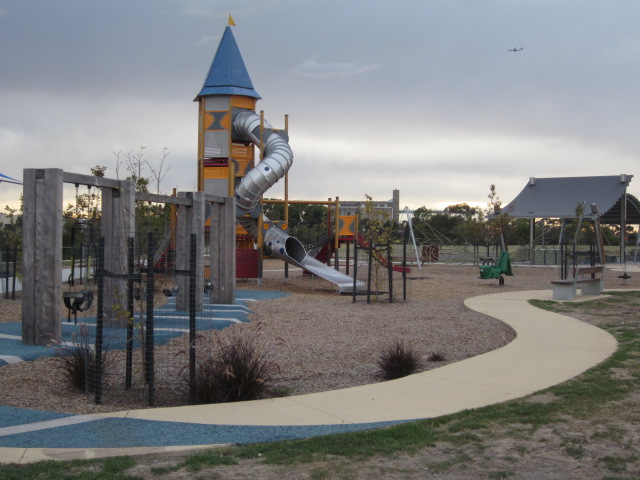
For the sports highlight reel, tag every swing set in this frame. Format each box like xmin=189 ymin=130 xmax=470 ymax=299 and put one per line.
xmin=62 ymin=184 xmax=97 ymax=323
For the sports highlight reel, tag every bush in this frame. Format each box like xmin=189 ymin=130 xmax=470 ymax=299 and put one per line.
xmin=428 ymin=352 xmax=446 ymax=362
xmin=376 ymin=340 xmax=424 ymax=380
xmin=180 ymin=323 xmax=283 ymax=404
xmin=56 ymin=324 xmax=108 ymax=392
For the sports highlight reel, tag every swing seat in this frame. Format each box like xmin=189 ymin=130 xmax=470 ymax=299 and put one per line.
xmin=63 ymin=290 xmax=94 ymax=317
xmin=63 ymin=292 xmax=85 ymax=311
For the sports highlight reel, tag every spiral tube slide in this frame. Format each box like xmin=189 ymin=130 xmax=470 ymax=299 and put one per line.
xmin=232 ymin=110 xmax=357 ymax=292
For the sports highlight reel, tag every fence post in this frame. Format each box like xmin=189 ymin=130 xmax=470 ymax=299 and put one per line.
xmin=367 ymin=244 xmax=373 ymax=305
xmin=403 ymin=225 xmax=409 ymax=301
xmin=387 ymin=243 xmax=393 ymax=303
xmin=125 ymin=236 xmax=135 ymax=390
xmin=145 ymin=231 xmax=155 ymax=407
xmin=352 ymin=238 xmax=358 ymax=303
xmin=4 ymin=250 xmax=9 ymax=299
xmin=189 ymin=233 xmax=197 ymax=403
xmin=94 ymin=237 xmax=105 ymax=404
xmin=11 ymin=243 xmax=17 ymax=300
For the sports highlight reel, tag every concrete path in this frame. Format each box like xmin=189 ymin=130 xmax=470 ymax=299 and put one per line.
xmin=0 ymin=289 xmax=619 ymax=464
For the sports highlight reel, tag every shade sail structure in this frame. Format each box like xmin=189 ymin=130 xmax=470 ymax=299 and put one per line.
xmin=501 ymin=175 xmax=639 ymax=223
xmin=600 ymin=193 xmax=640 ymax=224
xmin=0 ymin=173 xmax=21 ymax=185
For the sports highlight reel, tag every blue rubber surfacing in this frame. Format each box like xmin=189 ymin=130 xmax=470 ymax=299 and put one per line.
xmin=0 ymin=408 xmax=410 ymax=448
xmin=0 ymin=289 xmax=412 ymax=451
xmin=0 ymin=289 xmax=289 ymax=366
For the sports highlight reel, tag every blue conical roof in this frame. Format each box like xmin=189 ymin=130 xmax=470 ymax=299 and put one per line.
xmin=196 ymin=26 xmax=261 ymax=99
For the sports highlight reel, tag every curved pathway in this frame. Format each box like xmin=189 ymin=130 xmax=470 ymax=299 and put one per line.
xmin=0 ymin=289 xmax=618 ymax=464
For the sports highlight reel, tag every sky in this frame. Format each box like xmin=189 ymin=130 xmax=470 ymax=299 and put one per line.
xmin=1 ymin=0 xmax=639 ymax=214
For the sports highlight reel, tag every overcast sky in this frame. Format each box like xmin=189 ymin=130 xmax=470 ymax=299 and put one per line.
xmin=1 ymin=0 xmax=639 ymax=214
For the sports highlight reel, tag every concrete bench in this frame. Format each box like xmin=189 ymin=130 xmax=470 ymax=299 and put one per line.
xmin=551 ymin=265 xmax=605 ymax=300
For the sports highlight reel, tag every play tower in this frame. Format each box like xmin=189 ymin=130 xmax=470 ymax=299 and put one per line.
xmin=195 ymin=24 xmax=263 ymax=277
xmin=195 ymin=23 xmax=356 ymax=291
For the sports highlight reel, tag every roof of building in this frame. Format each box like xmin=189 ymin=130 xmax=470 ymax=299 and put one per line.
xmin=195 ymin=26 xmax=261 ymax=99
xmin=501 ymin=175 xmax=640 ymax=223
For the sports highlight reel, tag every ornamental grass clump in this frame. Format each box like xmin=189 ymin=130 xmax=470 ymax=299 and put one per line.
xmin=428 ymin=351 xmax=447 ymax=362
xmin=376 ymin=340 xmax=424 ymax=380
xmin=56 ymin=323 xmax=108 ymax=393
xmin=180 ymin=323 xmax=283 ymax=404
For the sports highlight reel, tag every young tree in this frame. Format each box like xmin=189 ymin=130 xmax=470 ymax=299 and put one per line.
xmin=360 ymin=194 xmax=397 ymax=300
xmin=484 ymin=184 xmax=509 ymax=250
xmin=111 ymin=148 xmax=174 ymax=390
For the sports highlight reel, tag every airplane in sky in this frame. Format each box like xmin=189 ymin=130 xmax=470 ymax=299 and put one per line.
xmin=509 ymin=47 xmax=524 ymax=52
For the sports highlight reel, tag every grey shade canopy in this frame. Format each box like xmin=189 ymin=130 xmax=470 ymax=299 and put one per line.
xmin=501 ymin=175 xmax=635 ymax=222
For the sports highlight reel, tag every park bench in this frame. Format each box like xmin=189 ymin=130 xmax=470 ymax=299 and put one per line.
xmin=479 ymin=251 xmax=513 ymax=286
xmin=551 ymin=265 xmax=605 ymax=300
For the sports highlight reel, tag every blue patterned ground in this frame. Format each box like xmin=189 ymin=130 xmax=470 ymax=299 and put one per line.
xmin=0 ymin=288 xmax=411 ymax=450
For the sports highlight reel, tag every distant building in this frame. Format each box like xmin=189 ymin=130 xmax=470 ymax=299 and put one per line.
xmin=339 ymin=189 xmax=400 ymax=223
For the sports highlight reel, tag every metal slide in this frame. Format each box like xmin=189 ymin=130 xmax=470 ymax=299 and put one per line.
xmin=233 ymin=110 xmax=358 ymax=293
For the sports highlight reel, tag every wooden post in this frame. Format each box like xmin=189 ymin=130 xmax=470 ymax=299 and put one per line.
xmin=176 ymin=192 xmax=205 ymax=311
xmin=176 ymin=192 xmax=188 ymax=311
xmin=22 ymin=168 xmax=63 ymax=345
xmin=101 ymin=179 xmax=135 ymax=327
xmin=210 ymin=196 xmax=236 ymax=304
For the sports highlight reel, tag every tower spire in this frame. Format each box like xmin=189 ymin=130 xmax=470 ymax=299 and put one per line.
xmin=196 ymin=26 xmax=260 ymax=99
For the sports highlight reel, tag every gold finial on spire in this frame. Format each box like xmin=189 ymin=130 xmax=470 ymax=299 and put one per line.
xmin=228 ymin=13 xmax=236 ymax=26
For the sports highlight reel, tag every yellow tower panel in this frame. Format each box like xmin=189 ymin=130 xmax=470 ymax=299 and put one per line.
xmin=231 ymin=96 xmax=257 ymax=110
xmin=203 ymin=166 xmax=228 ymax=179
xmin=232 ymin=144 xmax=253 ymax=160
xmin=203 ymin=110 xmax=231 ymax=131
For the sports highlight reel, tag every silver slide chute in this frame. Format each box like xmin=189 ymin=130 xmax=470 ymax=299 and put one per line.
xmin=232 ymin=110 xmax=357 ymax=292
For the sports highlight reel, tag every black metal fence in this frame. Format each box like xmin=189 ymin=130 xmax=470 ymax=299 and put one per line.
xmin=0 ymin=236 xmax=19 ymax=299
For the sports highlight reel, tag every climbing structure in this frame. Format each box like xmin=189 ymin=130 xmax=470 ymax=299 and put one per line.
xmin=195 ymin=24 xmax=358 ymax=291
xmin=195 ymin=25 xmax=262 ymax=277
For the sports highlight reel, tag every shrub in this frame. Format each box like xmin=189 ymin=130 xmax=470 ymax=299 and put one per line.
xmin=56 ymin=324 xmax=108 ymax=392
xmin=180 ymin=323 xmax=283 ymax=404
xmin=376 ymin=340 xmax=424 ymax=380
xmin=428 ymin=352 xmax=446 ymax=362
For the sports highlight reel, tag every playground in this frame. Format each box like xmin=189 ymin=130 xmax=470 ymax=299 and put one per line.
xmin=2 ymin=20 xmax=640 ymax=478
xmin=2 ymin=262 xmax=639 ymax=416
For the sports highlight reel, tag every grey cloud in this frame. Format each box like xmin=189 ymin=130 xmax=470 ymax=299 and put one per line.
xmin=292 ymin=57 xmax=382 ymax=78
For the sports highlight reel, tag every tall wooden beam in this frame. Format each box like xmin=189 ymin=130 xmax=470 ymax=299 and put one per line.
xmin=22 ymin=169 xmax=63 ymax=345
xmin=176 ymin=192 xmax=205 ymax=311
xmin=101 ymin=179 xmax=135 ymax=327
xmin=210 ymin=197 xmax=236 ymax=304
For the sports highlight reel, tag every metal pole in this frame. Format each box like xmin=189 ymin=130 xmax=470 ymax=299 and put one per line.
xmin=529 ymin=218 xmax=535 ymax=265
xmin=621 ymin=189 xmax=627 ymax=264
xmin=11 ymin=243 xmax=17 ymax=300
xmin=352 ymin=234 xmax=358 ymax=303
xmin=145 ymin=232 xmax=155 ymax=407
xmin=367 ymin=244 xmax=373 ymax=304
xmin=334 ymin=197 xmax=340 ymax=271
xmin=125 ymin=237 xmax=134 ymax=390
xmin=4 ymin=250 xmax=8 ymax=299
xmin=403 ymin=224 xmax=408 ymax=301
xmin=387 ymin=243 xmax=393 ymax=303
xmin=404 ymin=207 xmax=421 ymax=269
xmin=94 ymin=237 xmax=105 ymax=405
xmin=189 ymin=233 xmax=197 ymax=403
xmin=346 ymin=239 xmax=351 ymax=276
